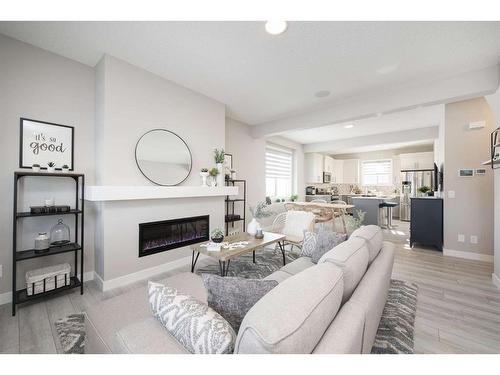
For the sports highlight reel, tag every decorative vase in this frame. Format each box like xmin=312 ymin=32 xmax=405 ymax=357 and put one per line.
xmin=210 ymin=177 xmax=217 ymax=187
xmin=216 ymin=163 xmax=224 ymax=187
xmin=200 ymin=172 xmax=209 ymax=187
xmin=247 ymin=218 xmax=260 ymax=235
xmin=32 ymin=165 xmax=40 ymax=172
xmin=62 ymin=167 xmax=69 ymax=173
xmin=211 ymin=235 xmax=224 ymax=243
xmin=254 ymin=228 xmax=264 ymax=239
xmin=47 ymin=166 xmax=55 ymax=173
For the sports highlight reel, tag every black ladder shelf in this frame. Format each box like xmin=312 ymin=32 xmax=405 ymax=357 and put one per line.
xmin=224 ymin=179 xmax=246 ymax=236
xmin=12 ymin=171 xmax=85 ymax=316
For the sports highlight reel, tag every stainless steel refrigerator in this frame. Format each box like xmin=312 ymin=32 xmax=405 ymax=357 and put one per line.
xmin=400 ymin=169 xmax=435 ymax=221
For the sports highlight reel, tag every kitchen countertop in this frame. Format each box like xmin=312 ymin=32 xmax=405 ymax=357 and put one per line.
xmin=350 ymin=195 xmax=398 ymax=200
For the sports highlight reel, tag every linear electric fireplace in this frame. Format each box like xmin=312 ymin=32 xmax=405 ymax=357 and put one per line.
xmin=138 ymin=215 xmax=209 ymax=257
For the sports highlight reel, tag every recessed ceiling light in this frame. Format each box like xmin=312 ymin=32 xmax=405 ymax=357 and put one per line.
xmin=344 ymin=124 xmax=354 ymax=129
xmin=265 ymin=21 xmax=288 ymax=35
xmin=314 ymin=90 xmax=330 ymax=98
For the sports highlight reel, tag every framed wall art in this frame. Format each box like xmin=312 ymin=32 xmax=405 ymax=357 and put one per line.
xmin=19 ymin=118 xmax=74 ymax=170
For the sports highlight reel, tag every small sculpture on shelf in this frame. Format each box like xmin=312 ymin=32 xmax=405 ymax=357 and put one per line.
xmin=61 ymin=164 xmax=70 ymax=173
xmin=34 ymin=232 xmax=50 ymax=253
xmin=47 ymin=161 xmax=56 ymax=173
xmin=200 ymin=168 xmax=209 ymax=187
xmin=32 ymin=164 xmax=40 ymax=172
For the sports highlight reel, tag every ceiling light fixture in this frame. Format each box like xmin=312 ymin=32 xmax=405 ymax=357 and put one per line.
xmin=344 ymin=124 xmax=354 ymax=129
xmin=265 ymin=21 xmax=288 ymax=35
xmin=314 ymin=90 xmax=330 ymax=98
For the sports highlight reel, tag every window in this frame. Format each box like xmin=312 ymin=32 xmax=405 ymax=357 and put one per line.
xmin=266 ymin=144 xmax=293 ymax=198
xmin=361 ymin=159 xmax=393 ymax=186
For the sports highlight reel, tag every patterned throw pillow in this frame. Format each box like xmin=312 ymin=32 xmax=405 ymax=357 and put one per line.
xmin=311 ymin=227 xmax=347 ymax=264
xmin=201 ymin=274 xmax=278 ymax=332
xmin=148 ymin=281 xmax=236 ymax=354
xmin=300 ymin=230 xmax=317 ymax=257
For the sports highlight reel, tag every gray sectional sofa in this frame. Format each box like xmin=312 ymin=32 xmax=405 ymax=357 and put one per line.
xmin=85 ymin=225 xmax=394 ymax=354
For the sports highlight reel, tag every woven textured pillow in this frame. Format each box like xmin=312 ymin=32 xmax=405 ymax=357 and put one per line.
xmin=148 ymin=281 xmax=236 ymax=354
xmin=311 ymin=227 xmax=347 ymax=264
xmin=201 ymin=274 xmax=278 ymax=332
xmin=300 ymin=230 xmax=317 ymax=257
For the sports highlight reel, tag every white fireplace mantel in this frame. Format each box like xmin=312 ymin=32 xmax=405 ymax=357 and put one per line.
xmin=84 ymin=185 xmax=238 ymax=202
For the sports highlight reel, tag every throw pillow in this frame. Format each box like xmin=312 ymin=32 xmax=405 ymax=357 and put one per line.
xmin=148 ymin=281 xmax=236 ymax=354
xmin=300 ymin=230 xmax=317 ymax=257
xmin=311 ymin=226 xmax=347 ymax=264
xmin=201 ymin=274 xmax=278 ymax=332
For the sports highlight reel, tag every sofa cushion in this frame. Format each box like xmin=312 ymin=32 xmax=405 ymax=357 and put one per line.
xmin=84 ymin=272 xmax=206 ymax=354
xmin=280 ymin=256 xmax=315 ymax=275
xmin=318 ymin=237 xmax=369 ymax=303
xmin=300 ymin=230 xmax=317 ymax=257
xmin=311 ymin=228 xmax=347 ymax=264
xmin=149 ymin=281 xmax=236 ymax=354
xmin=350 ymin=225 xmax=383 ymax=263
xmin=201 ymin=274 xmax=278 ymax=331
xmin=235 ymin=262 xmax=344 ymax=354
xmin=263 ymin=270 xmax=292 ymax=283
xmin=115 ymin=317 xmax=189 ymax=354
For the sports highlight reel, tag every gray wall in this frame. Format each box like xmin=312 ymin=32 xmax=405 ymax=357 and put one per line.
xmin=0 ymin=35 xmax=96 ymax=295
xmin=93 ymin=55 xmax=226 ymax=282
xmin=444 ymin=98 xmax=494 ymax=257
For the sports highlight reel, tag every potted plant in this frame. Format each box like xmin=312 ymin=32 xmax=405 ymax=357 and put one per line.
xmin=211 ymin=228 xmax=224 ymax=243
xmin=61 ymin=164 xmax=70 ymax=173
xmin=47 ymin=162 xmax=56 ymax=173
xmin=209 ymin=167 xmax=219 ymax=187
xmin=290 ymin=194 xmax=298 ymax=202
xmin=418 ymin=186 xmax=431 ymax=196
xmin=32 ymin=163 xmax=40 ymax=172
xmin=200 ymin=168 xmax=209 ymax=187
xmin=248 ymin=202 xmax=275 ymax=235
xmin=214 ymin=148 xmax=225 ymax=187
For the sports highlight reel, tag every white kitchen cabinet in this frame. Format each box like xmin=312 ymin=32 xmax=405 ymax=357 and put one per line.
xmin=305 ymin=153 xmax=325 ymax=183
xmin=324 ymin=155 xmax=334 ymax=173
xmin=399 ymin=152 xmax=434 ymax=170
xmin=332 ymin=159 xmax=344 ymax=183
xmin=342 ymin=159 xmax=359 ymax=183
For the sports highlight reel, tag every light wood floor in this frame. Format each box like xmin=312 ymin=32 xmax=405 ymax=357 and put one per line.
xmin=1 ymin=221 xmax=499 ymax=354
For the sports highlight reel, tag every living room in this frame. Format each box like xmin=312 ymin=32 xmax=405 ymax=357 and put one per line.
xmin=1 ymin=1 xmax=500 ymax=370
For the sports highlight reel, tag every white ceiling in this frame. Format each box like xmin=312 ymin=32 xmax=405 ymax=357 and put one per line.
xmin=281 ymin=105 xmax=442 ymax=144
xmin=1 ymin=21 xmax=500 ymax=125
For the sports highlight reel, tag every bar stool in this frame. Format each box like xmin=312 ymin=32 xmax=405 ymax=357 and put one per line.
xmin=379 ymin=201 xmax=398 ymax=229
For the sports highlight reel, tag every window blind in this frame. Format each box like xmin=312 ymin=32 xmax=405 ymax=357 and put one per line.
xmin=266 ymin=144 xmax=293 ymax=197
xmin=361 ymin=159 xmax=393 ymax=185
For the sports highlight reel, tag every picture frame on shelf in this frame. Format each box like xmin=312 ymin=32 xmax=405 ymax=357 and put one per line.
xmin=19 ymin=118 xmax=74 ymax=170
xmin=224 ymin=153 xmax=233 ymax=170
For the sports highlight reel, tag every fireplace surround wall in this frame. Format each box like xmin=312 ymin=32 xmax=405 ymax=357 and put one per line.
xmin=139 ymin=215 xmax=209 ymax=257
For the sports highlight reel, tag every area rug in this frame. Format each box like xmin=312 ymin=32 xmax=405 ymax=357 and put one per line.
xmin=54 ymin=313 xmax=85 ymax=354
xmin=55 ymin=250 xmax=418 ymax=354
xmin=371 ymin=279 xmax=418 ymax=354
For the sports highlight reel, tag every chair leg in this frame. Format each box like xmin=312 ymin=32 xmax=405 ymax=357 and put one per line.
xmin=278 ymin=241 xmax=286 ymax=266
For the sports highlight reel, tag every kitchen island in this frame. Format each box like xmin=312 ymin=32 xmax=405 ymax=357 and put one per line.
xmin=351 ymin=196 xmax=398 ymax=226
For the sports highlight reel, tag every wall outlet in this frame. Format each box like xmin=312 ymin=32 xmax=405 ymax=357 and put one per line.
xmin=470 ymin=235 xmax=478 ymax=244
xmin=448 ymin=190 xmax=456 ymax=199
xmin=458 ymin=234 xmax=465 ymax=243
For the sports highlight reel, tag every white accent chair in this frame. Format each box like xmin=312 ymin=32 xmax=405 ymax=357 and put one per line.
xmin=310 ymin=198 xmax=328 ymax=203
xmin=271 ymin=211 xmax=315 ymax=253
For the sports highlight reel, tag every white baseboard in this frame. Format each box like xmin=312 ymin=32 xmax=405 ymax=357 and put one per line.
xmin=97 ymin=255 xmax=193 ymax=292
xmin=0 ymin=270 xmax=96 ymax=306
xmin=493 ymin=273 xmax=500 ymax=289
xmin=443 ymin=248 xmax=494 ymax=263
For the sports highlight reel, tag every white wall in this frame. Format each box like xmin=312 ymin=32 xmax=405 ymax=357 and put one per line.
xmin=0 ymin=35 xmax=96 ymax=296
xmin=443 ymin=98 xmax=494 ymax=259
xmin=225 ymin=118 xmax=266 ymax=231
xmin=93 ymin=55 xmax=226 ymax=283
